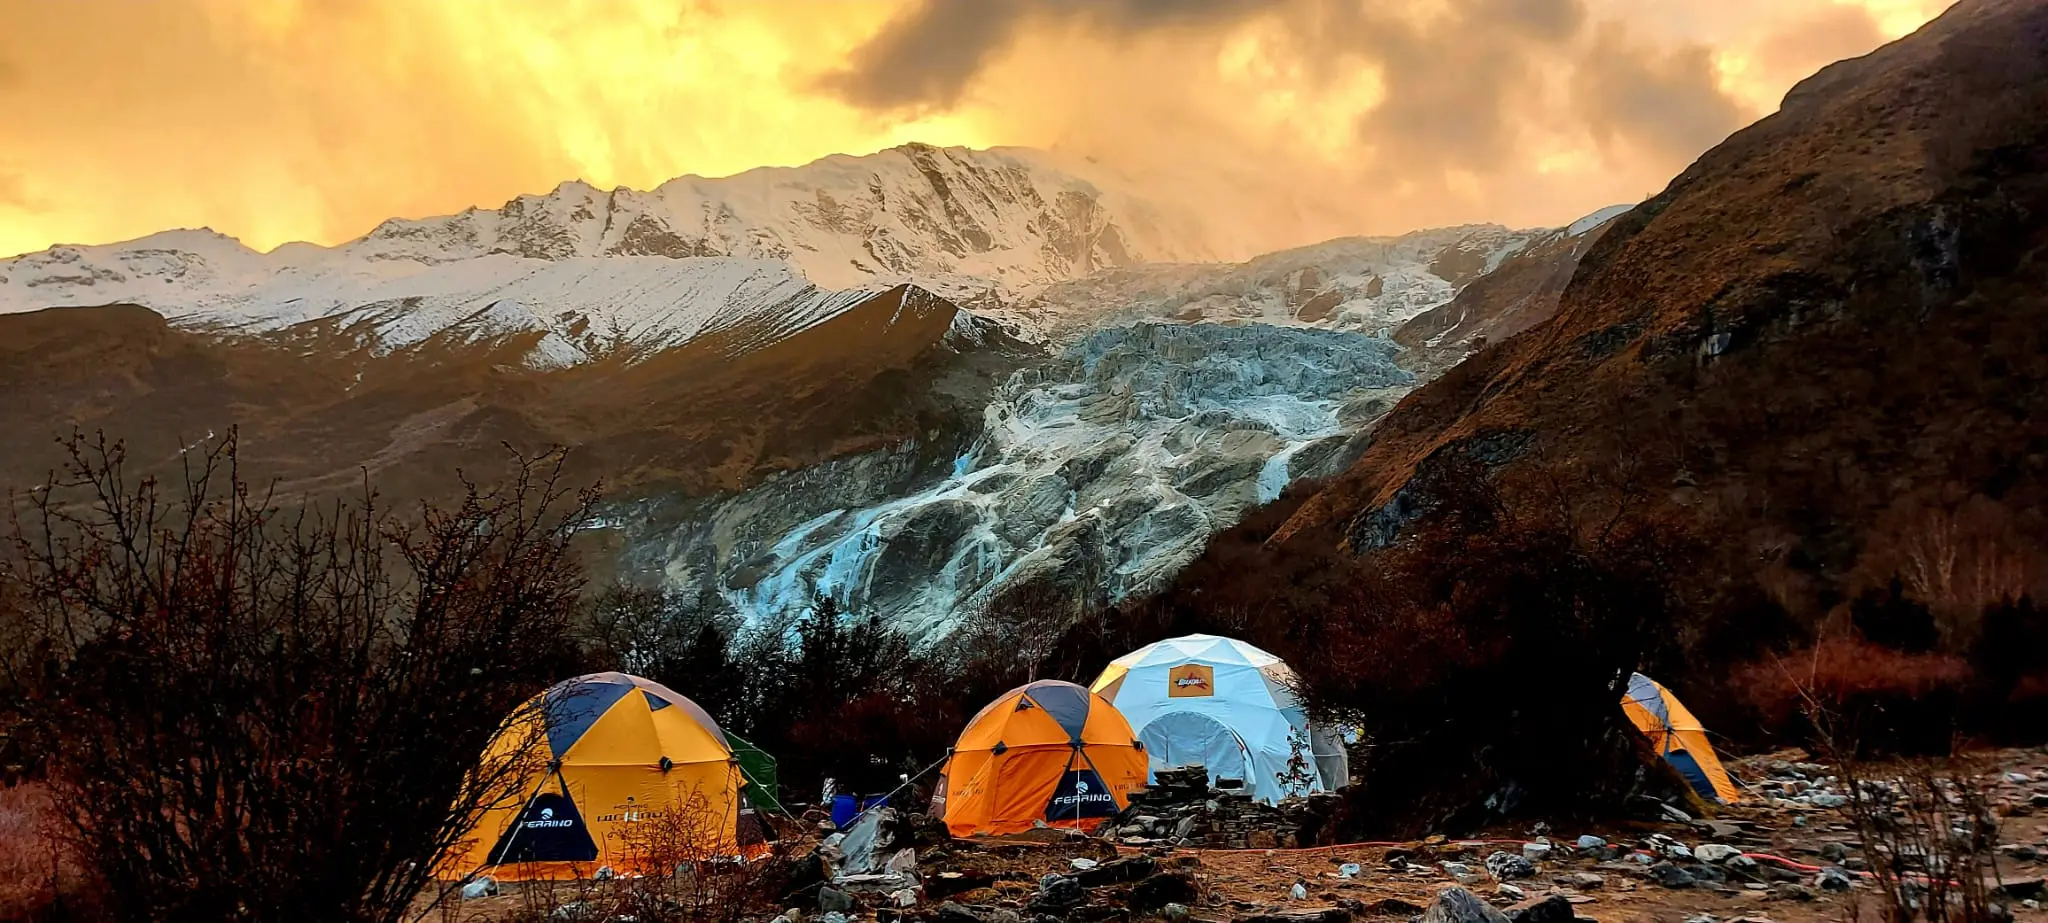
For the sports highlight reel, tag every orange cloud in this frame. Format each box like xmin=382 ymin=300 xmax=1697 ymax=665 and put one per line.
xmin=0 ymin=0 xmax=1954 ymax=260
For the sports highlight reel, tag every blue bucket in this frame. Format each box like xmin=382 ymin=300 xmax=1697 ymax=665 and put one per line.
xmin=830 ymin=793 xmax=859 ymax=828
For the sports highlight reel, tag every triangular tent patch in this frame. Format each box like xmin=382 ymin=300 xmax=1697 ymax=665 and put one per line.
xmin=1044 ymin=766 xmax=1120 ymax=822
xmin=488 ymin=789 xmax=600 ymax=865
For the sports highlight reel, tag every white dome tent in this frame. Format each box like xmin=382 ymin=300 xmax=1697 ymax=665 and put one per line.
xmin=1089 ymin=634 xmax=1349 ymax=805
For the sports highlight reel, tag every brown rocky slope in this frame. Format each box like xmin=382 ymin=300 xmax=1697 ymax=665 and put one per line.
xmin=1270 ymin=0 xmax=2048 ymax=616
xmin=0 ymin=286 xmax=1027 ymax=507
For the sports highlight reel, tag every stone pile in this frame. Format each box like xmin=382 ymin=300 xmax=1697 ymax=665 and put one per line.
xmin=1107 ymin=765 xmax=1342 ymax=849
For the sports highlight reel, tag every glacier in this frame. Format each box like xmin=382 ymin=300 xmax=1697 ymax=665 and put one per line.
xmin=620 ymin=321 xmax=1413 ymax=641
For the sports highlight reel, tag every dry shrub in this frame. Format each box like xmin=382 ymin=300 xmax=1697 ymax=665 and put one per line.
xmin=4 ymin=431 xmax=590 ymax=923
xmin=1734 ymin=635 xmax=1971 ymax=756
xmin=1837 ymin=757 xmax=2005 ymax=923
xmin=0 ymin=783 xmax=97 ymax=921
xmin=494 ymin=785 xmax=790 ymax=923
xmin=1853 ymin=493 xmax=2041 ymax=644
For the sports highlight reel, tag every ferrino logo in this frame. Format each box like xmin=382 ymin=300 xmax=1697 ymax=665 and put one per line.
xmin=524 ymin=806 xmax=577 ymax=829
xmin=1050 ymin=777 xmax=1116 ymax=807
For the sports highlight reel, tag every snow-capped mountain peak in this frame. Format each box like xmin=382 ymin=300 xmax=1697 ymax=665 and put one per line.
xmin=0 ymin=144 xmax=1238 ymax=365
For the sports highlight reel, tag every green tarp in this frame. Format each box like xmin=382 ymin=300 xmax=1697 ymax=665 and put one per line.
xmin=728 ymin=732 xmax=784 ymax=815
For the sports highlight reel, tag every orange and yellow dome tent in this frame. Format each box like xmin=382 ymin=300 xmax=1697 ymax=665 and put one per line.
xmin=932 ymin=680 xmax=1149 ymax=836
xmin=441 ymin=672 xmax=747 ymax=880
xmin=1622 ymin=672 xmax=1741 ymax=805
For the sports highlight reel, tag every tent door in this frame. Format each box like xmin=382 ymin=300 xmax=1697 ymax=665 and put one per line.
xmin=1139 ymin=712 xmax=1249 ymax=787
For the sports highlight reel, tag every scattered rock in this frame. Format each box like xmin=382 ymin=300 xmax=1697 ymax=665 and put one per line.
xmin=1522 ymin=842 xmax=1553 ymax=863
xmin=1504 ymin=894 xmax=1573 ymax=923
xmin=1442 ymin=862 xmax=1482 ymax=884
xmin=1495 ymin=884 xmax=1526 ymax=902
xmin=1031 ymin=876 xmax=1086 ymax=913
xmin=1695 ymin=845 xmax=1742 ymax=864
xmin=1820 ymin=842 xmax=1848 ymax=863
xmin=1132 ymin=871 xmax=1202 ymax=911
xmin=1235 ymin=910 xmax=1351 ymax=923
xmin=1650 ymin=863 xmax=1695 ymax=889
xmin=1485 ymin=852 xmax=1536 ymax=881
xmin=1162 ymin=903 xmax=1193 ymax=922
xmin=1814 ymin=868 xmax=1854 ymax=893
xmin=459 ymin=876 xmax=499 ymax=900
xmin=1339 ymin=863 xmax=1363 ymax=879
xmin=1562 ymin=873 xmax=1605 ymax=891
xmin=1071 ymin=858 xmax=1100 ymax=871
xmin=936 ymin=903 xmax=986 ymax=923
xmin=1994 ymin=878 xmax=2046 ymax=901
xmin=819 ymin=887 xmax=856 ymax=913
xmin=1366 ymin=898 xmax=1426 ymax=916
xmin=1421 ymin=887 xmax=1511 ymax=923
xmin=1646 ymin=835 xmax=1693 ymax=861
xmin=550 ymin=902 xmax=595 ymax=922
xmin=1291 ymin=882 xmax=1311 ymax=900
xmin=1771 ymin=884 xmax=1815 ymax=903
xmin=1576 ymin=836 xmax=1607 ymax=851
xmin=1074 ymin=856 xmax=1156 ymax=887
xmin=1685 ymin=915 xmax=1718 ymax=923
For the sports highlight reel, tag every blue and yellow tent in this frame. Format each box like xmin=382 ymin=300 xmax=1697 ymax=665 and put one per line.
xmin=1621 ymin=672 xmax=1740 ymax=805
xmin=443 ymin=672 xmax=745 ymax=880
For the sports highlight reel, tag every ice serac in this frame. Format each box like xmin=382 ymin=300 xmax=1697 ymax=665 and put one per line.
xmin=1016 ymin=225 xmax=1549 ymax=339
xmin=1393 ymin=205 xmax=1633 ymax=367
xmin=618 ymin=322 xmax=1412 ymax=641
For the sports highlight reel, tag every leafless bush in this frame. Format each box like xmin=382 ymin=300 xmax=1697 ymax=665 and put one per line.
xmin=2 ymin=430 xmax=592 ymax=923
xmin=494 ymin=784 xmax=790 ymax=923
xmin=1855 ymin=493 xmax=2041 ymax=648
xmin=1798 ymin=671 xmax=2007 ymax=923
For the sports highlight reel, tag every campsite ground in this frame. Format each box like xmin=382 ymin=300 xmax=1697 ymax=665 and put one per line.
xmin=421 ymin=748 xmax=2048 ymax=923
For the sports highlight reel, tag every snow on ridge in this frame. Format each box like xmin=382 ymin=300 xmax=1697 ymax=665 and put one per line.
xmin=0 ymin=143 xmax=1233 ymax=365
xmin=1568 ymin=204 xmax=1636 ymax=237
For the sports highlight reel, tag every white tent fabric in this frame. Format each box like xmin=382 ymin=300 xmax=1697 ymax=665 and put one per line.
xmin=1089 ymin=634 xmax=1349 ymax=805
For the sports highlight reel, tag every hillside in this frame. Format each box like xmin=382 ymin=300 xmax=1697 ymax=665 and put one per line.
xmin=1267 ymin=0 xmax=2048 ymax=611
xmin=0 ymin=286 xmax=1026 ymax=507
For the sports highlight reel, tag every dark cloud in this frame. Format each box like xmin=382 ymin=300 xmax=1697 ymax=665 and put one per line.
xmin=1300 ymin=0 xmax=1590 ymax=178
xmin=821 ymin=0 xmax=1032 ymax=111
xmin=1571 ymin=23 xmax=1748 ymax=161
xmin=824 ymin=0 xmax=1282 ymax=111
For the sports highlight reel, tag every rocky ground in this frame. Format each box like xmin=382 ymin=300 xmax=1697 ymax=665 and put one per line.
xmin=430 ymin=749 xmax=2048 ymax=923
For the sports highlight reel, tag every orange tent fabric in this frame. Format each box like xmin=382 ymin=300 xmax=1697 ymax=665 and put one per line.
xmin=1622 ymin=672 xmax=1741 ymax=804
xmin=440 ymin=672 xmax=746 ymax=881
xmin=933 ymin=680 xmax=1149 ymax=836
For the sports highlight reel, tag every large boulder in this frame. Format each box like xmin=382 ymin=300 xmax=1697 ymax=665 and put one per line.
xmin=1421 ymin=887 xmax=1511 ymax=923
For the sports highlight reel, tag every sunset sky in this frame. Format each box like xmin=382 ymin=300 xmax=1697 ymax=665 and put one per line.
xmin=0 ymin=0 xmax=1954 ymax=260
